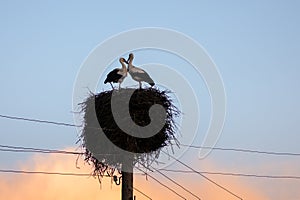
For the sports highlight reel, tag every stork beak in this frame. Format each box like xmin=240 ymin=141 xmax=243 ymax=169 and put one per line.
xmin=124 ymin=59 xmax=129 ymax=64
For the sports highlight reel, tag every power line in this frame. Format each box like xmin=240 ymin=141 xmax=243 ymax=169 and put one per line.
xmin=0 ymin=168 xmax=151 ymax=199
xmin=135 ymin=166 xmax=187 ymax=200
xmin=133 ymin=186 xmax=152 ymax=200
xmin=3 ymin=149 xmax=300 ymax=182
xmin=180 ymin=144 xmax=300 ymax=156
xmin=0 ymin=113 xmax=299 ymax=199
xmin=3 ymin=144 xmax=300 ymax=181
xmin=0 ymin=144 xmax=83 ymax=155
xmin=162 ymin=150 xmax=243 ymax=200
xmin=1 ymin=113 xmax=300 ymax=157
xmin=0 ymin=169 xmax=95 ymax=177
xmin=153 ymin=168 xmax=202 ymax=200
xmin=138 ymin=161 xmax=201 ymax=200
xmin=0 ymin=114 xmax=80 ymax=128
xmin=0 ymin=145 xmax=117 ymax=156
xmin=2 ymin=144 xmax=300 ymax=181
xmin=159 ymin=169 xmax=300 ymax=180
xmin=0 ymin=148 xmax=65 ymax=154
xmin=0 ymin=148 xmax=83 ymax=155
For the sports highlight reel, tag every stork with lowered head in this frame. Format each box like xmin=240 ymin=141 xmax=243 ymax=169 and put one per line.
xmin=127 ymin=53 xmax=155 ymax=89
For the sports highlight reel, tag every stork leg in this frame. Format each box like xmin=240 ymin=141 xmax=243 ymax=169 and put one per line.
xmin=110 ymin=82 xmax=114 ymax=90
xmin=139 ymin=81 xmax=142 ymax=89
xmin=119 ymin=83 xmax=121 ymax=90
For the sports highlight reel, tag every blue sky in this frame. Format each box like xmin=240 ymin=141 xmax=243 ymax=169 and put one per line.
xmin=0 ymin=1 xmax=300 ymax=199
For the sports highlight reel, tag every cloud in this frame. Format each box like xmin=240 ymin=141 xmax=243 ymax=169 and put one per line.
xmin=0 ymin=149 xmax=298 ymax=200
xmin=0 ymin=150 xmax=120 ymax=200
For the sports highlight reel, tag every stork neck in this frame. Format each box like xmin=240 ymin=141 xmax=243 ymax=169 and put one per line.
xmin=128 ymin=57 xmax=134 ymax=67
xmin=121 ymin=62 xmax=127 ymax=71
xmin=127 ymin=60 xmax=133 ymax=69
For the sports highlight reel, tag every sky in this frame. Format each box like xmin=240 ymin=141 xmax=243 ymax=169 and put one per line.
xmin=0 ymin=0 xmax=300 ymax=199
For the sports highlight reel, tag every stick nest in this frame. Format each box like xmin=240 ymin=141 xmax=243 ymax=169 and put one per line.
xmin=79 ymin=88 xmax=179 ymax=175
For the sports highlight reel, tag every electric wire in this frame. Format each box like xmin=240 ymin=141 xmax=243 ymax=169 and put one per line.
xmin=158 ymin=168 xmax=300 ymax=180
xmin=0 ymin=169 xmax=97 ymax=177
xmin=138 ymin=161 xmax=201 ymax=200
xmin=133 ymin=186 xmax=152 ymax=200
xmin=1 ymin=113 xmax=300 ymax=200
xmin=1 ymin=144 xmax=300 ymax=180
xmin=0 ymin=114 xmax=80 ymax=128
xmin=0 ymin=144 xmax=83 ymax=155
xmin=180 ymin=144 xmax=300 ymax=156
xmin=0 ymin=169 xmax=150 ymax=199
xmin=135 ymin=166 xmax=187 ymax=200
xmin=162 ymin=150 xmax=243 ymax=200
xmin=1 ymin=114 xmax=299 ymax=157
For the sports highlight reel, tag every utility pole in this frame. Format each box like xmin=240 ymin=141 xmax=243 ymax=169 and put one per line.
xmin=121 ymin=155 xmax=133 ymax=200
xmin=122 ymin=170 xmax=133 ymax=200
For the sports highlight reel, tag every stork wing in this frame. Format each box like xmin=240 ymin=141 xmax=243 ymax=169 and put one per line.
xmin=130 ymin=70 xmax=155 ymax=86
xmin=104 ymin=69 xmax=122 ymax=83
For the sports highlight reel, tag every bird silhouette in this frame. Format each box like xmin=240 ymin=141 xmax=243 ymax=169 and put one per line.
xmin=104 ymin=57 xmax=128 ymax=90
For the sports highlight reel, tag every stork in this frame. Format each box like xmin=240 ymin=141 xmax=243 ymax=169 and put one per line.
xmin=127 ymin=53 xmax=155 ymax=89
xmin=104 ymin=57 xmax=128 ymax=90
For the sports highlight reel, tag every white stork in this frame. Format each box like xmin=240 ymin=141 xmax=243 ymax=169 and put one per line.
xmin=127 ymin=53 xmax=155 ymax=89
xmin=104 ymin=57 xmax=128 ymax=90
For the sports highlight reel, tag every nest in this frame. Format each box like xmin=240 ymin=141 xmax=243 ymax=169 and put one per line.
xmin=79 ymin=88 xmax=179 ymax=176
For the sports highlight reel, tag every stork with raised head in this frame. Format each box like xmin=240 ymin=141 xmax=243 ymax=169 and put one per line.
xmin=127 ymin=53 xmax=155 ymax=89
xmin=104 ymin=57 xmax=128 ymax=90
